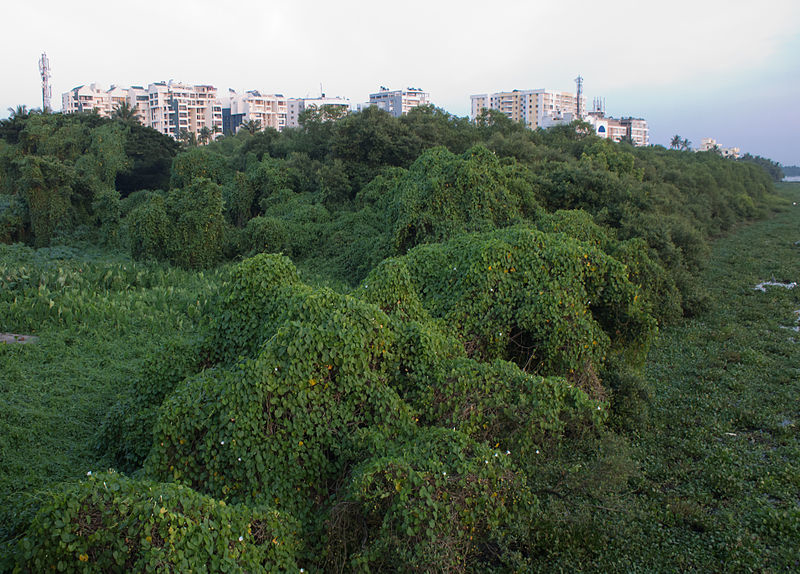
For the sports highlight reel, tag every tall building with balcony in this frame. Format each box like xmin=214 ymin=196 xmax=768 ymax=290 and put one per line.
xmin=585 ymin=100 xmax=650 ymax=146
xmin=368 ymin=87 xmax=430 ymax=117
xmin=144 ymin=81 xmax=222 ymax=140
xmin=62 ymin=83 xmax=114 ymax=115
xmin=619 ymin=117 xmax=649 ymax=147
xmin=285 ymin=95 xmax=351 ymax=128
xmin=222 ymin=90 xmax=288 ymax=134
xmin=470 ymin=88 xmax=586 ymax=129
xmin=62 ymin=81 xmax=223 ymax=141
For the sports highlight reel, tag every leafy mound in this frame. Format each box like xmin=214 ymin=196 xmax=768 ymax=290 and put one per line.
xmin=14 ymin=471 xmax=299 ymax=573
xmin=328 ymin=426 xmax=535 ymax=572
xmin=146 ymin=258 xmax=414 ymax=527
xmin=362 ymin=225 xmax=656 ymax=388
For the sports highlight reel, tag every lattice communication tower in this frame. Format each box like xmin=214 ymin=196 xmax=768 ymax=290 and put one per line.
xmin=39 ymin=53 xmax=52 ymax=112
xmin=575 ymin=75 xmax=584 ymax=119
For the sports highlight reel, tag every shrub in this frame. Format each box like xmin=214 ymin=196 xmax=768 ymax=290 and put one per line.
xmin=327 ymin=426 xmax=536 ymax=573
xmin=147 ymin=266 xmax=414 ymax=533
xmin=380 ymin=225 xmax=656 ymax=383
xmin=14 ymin=471 xmax=300 ymax=573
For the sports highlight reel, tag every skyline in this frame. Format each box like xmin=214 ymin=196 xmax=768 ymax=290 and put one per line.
xmin=2 ymin=1 xmax=798 ymax=165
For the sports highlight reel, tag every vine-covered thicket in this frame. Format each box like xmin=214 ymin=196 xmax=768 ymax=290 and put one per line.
xmin=1 ymin=106 xmax=786 ymax=571
xmin=86 ymin=253 xmax=608 ymax=570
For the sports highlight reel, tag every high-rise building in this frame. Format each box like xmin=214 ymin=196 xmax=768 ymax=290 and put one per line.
xmin=62 ymin=81 xmax=223 ymax=141
xmin=368 ymin=87 xmax=430 ymax=117
xmin=285 ymin=95 xmax=351 ymax=128
xmin=470 ymin=89 xmax=586 ymax=129
xmin=585 ymin=99 xmax=650 ymax=146
xmin=62 ymin=83 xmax=114 ymax=115
xmin=222 ymin=90 xmax=288 ymax=134
xmin=618 ymin=117 xmax=650 ymax=147
xmin=144 ymin=82 xmax=222 ymax=140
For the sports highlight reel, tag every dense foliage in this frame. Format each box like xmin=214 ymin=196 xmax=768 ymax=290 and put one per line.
xmin=0 ymin=107 xmax=792 ymax=572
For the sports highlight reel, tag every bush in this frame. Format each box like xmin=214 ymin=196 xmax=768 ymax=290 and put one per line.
xmin=380 ymin=225 xmax=656 ymax=384
xmin=14 ymin=471 xmax=300 ymax=573
xmin=327 ymin=427 xmax=536 ymax=573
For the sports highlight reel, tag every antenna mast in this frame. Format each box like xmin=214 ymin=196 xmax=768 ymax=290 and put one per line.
xmin=39 ymin=53 xmax=52 ymax=112
xmin=575 ymin=75 xmax=584 ymax=119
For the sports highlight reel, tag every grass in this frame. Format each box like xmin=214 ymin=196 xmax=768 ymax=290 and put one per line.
xmin=0 ymin=185 xmax=798 ymax=572
xmin=0 ymin=245 xmax=225 ymax=568
xmin=527 ymin=183 xmax=800 ymax=571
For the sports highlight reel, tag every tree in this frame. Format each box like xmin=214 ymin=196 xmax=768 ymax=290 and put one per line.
xmin=670 ymin=135 xmax=682 ymax=150
xmin=298 ymin=104 xmax=348 ymax=126
xmin=681 ymin=137 xmax=691 ymax=151
xmin=111 ymin=101 xmax=140 ymax=124
xmin=178 ymin=128 xmax=197 ymax=148
xmin=198 ymin=126 xmax=212 ymax=146
xmin=7 ymin=105 xmax=29 ymax=119
xmin=239 ymin=119 xmax=262 ymax=135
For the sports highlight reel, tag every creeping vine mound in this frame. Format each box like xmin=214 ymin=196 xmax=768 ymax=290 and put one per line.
xmin=13 ymin=471 xmax=299 ymax=573
xmin=21 ymin=247 xmax=656 ymax=570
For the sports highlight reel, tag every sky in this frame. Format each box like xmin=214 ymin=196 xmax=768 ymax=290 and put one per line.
xmin=2 ymin=0 xmax=798 ymax=165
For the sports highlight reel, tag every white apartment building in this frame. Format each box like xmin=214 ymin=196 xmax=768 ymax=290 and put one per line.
xmin=62 ymin=81 xmax=223 ymax=140
xmin=222 ymin=90 xmax=288 ymax=133
xmin=619 ymin=118 xmax=649 ymax=147
xmin=285 ymin=95 xmax=351 ymax=128
xmin=698 ymin=137 xmax=740 ymax=158
xmin=470 ymin=89 xmax=586 ymax=130
xmin=582 ymin=99 xmax=650 ymax=147
xmin=145 ymin=82 xmax=222 ymax=139
xmin=62 ymin=83 xmax=115 ymax=115
xmin=368 ymin=87 xmax=430 ymax=117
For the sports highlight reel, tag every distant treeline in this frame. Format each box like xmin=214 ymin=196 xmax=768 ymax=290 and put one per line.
xmin=0 ymin=105 xmax=782 ymax=326
xmin=781 ymin=164 xmax=800 ymax=177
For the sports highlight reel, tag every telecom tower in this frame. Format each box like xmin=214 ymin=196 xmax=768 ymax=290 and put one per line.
xmin=574 ymin=75 xmax=584 ymax=119
xmin=39 ymin=53 xmax=52 ymax=112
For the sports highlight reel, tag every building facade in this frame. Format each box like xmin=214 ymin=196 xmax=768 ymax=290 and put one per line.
xmin=62 ymin=84 xmax=114 ymax=116
xmin=62 ymin=81 xmax=223 ymax=141
xmin=368 ymin=87 xmax=430 ymax=117
xmin=584 ymin=99 xmax=649 ymax=146
xmin=285 ymin=95 xmax=351 ymax=128
xmin=698 ymin=137 xmax=740 ymax=158
xmin=222 ymin=90 xmax=288 ymax=134
xmin=470 ymin=89 xmax=586 ymax=129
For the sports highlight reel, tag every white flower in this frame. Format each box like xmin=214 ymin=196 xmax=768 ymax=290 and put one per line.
xmin=535 ymin=450 xmax=540 ymax=455
xmin=238 ymin=457 xmax=242 ymax=462
xmin=505 ymin=450 xmax=511 ymax=455
xmin=87 ymin=471 xmax=92 ymax=476
xmin=442 ymin=471 xmax=447 ymax=476
xmin=239 ymin=536 xmax=244 ymax=542
xmin=221 ymin=441 xmax=225 ymax=445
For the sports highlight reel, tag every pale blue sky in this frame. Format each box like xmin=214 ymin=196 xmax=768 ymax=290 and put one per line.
xmin=2 ymin=0 xmax=798 ymax=165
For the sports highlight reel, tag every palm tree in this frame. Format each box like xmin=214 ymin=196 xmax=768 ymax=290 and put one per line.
xmin=670 ymin=135 xmax=682 ymax=150
xmin=681 ymin=138 xmax=691 ymax=151
xmin=178 ymin=128 xmax=197 ymax=147
xmin=7 ymin=105 xmax=30 ymax=119
xmin=111 ymin=101 xmax=140 ymax=124
xmin=239 ymin=119 xmax=261 ymax=135
xmin=198 ymin=126 xmax=212 ymax=145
